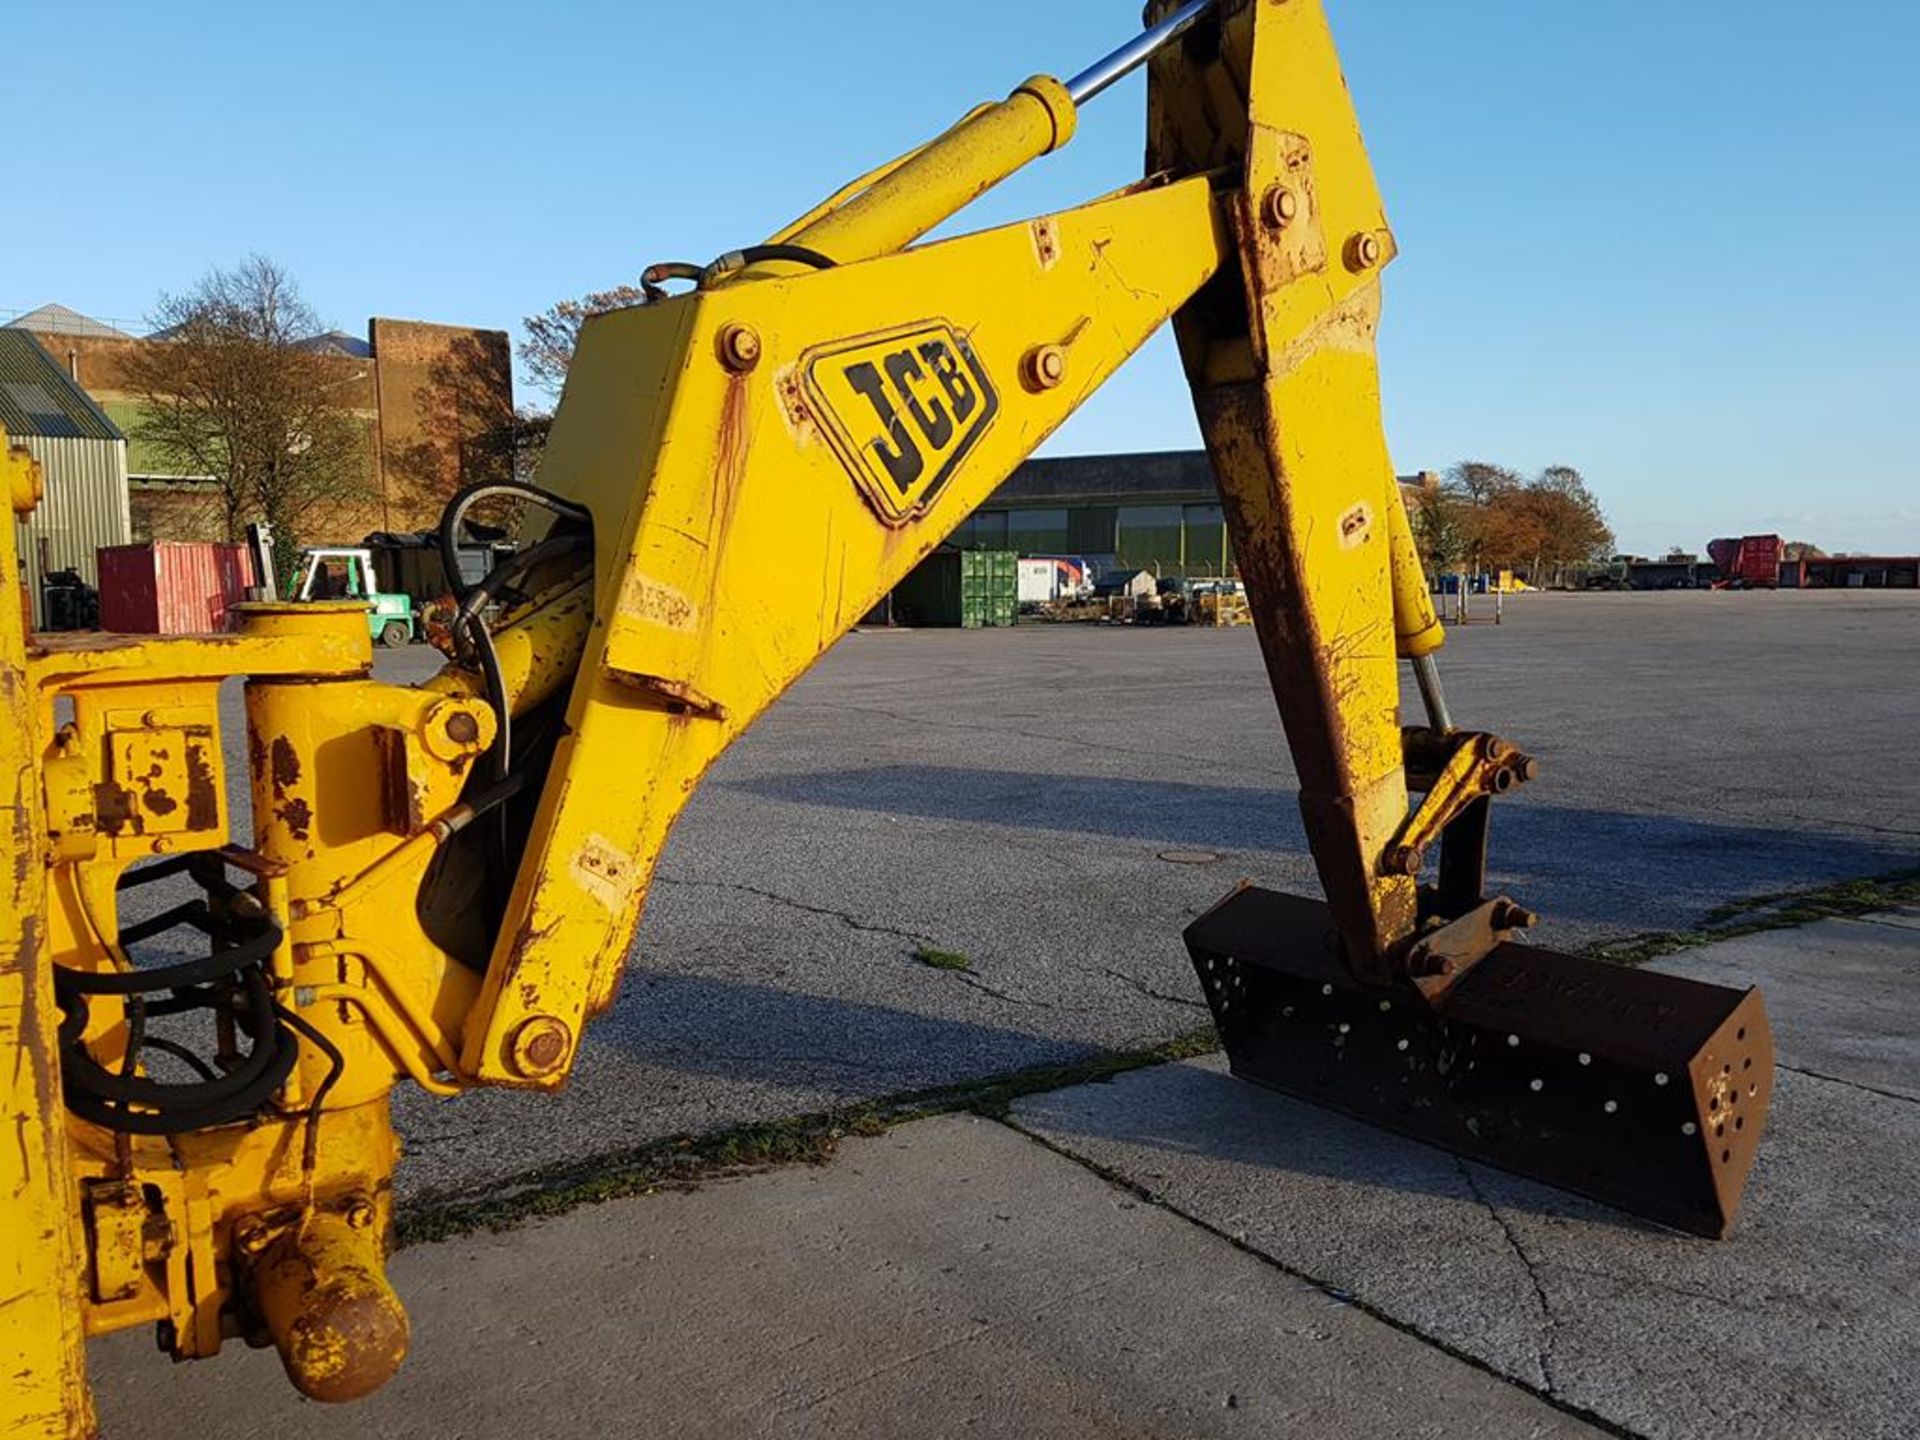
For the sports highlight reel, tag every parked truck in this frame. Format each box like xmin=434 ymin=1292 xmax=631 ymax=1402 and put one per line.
xmin=1707 ymin=535 xmax=1783 ymax=590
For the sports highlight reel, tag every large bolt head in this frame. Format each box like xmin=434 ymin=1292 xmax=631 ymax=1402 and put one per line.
xmin=1384 ymin=845 xmax=1425 ymax=877
xmin=1261 ymin=185 xmax=1299 ymax=229
xmin=507 ymin=1015 xmax=573 ymax=1078
xmin=716 ymin=323 xmax=762 ymax=373
xmin=1022 ymin=344 xmax=1069 ymax=392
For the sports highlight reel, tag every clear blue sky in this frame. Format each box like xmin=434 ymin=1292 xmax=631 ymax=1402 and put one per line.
xmin=8 ymin=2 xmax=1917 ymax=556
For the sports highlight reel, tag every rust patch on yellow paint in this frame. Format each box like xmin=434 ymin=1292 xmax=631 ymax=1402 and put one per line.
xmin=185 ymin=739 xmax=219 ymax=832
xmin=615 ymin=573 xmax=698 ymax=633
xmin=569 ymin=835 xmax=633 ymax=914
xmin=1031 ymin=216 xmax=1061 ymax=270
xmin=1338 ymin=503 xmax=1373 ymax=549
xmin=775 ymin=365 xmax=822 ymax=446
xmin=270 ymin=737 xmax=302 ymax=794
xmin=277 ymin=798 xmax=313 ymax=843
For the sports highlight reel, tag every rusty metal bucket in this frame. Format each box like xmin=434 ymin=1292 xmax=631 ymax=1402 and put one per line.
xmin=1186 ymin=887 xmax=1773 ymax=1238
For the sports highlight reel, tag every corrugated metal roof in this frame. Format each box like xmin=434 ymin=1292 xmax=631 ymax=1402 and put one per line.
xmin=4 ymin=303 xmax=133 ymax=339
xmin=994 ymin=451 xmax=1218 ymax=506
xmin=991 ymin=452 xmax=1441 ymax=508
xmin=294 ymin=330 xmax=373 ymax=358
xmin=0 ymin=330 xmax=124 ymax=442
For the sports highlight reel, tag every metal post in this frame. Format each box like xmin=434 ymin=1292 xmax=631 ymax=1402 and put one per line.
xmin=1411 ymin=653 xmax=1454 ymax=733
xmin=1067 ymin=0 xmax=1217 ymax=104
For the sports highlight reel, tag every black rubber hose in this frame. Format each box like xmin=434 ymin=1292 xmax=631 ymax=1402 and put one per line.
xmin=438 ymin=480 xmax=591 ymax=604
xmin=60 ymin=1029 xmax=298 ymax=1138
xmin=733 ymin=243 xmax=836 ymax=270
xmin=705 ymin=243 xmax=838 ymax=278
xmin=642 ymin=262 xmax=705 ymax=302
xmin=464 ymin=614 xmax=513 ymax=784
xmin=273 ymin=1003 xmax=346 ymax=1171
xmin=452 ymin=533 xmax=592 ymax=644
xmin=53 ymin=915 xmax=278 ymax=997
xmin=60 ymin=968 xmax=283 ymax=1109
xmin=453 ymin=772 xmax=531 ymax=828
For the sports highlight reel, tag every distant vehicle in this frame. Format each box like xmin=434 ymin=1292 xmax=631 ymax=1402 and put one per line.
xmin=1581 ymin=559 xmax=1634 ymax=591
xmin=1017 ymin=557 xmax=1091 ymax=605
xmin=1138 ymin=576 xmax=1193 ymax=625
xmin=291 ymin=546 xmax=417 ymax=647
xmin=1707 ymin=535 xmax=1783 ymax=590
xmin=38 ymin=568 xmax=100 ymax=631
xmin=1016 ymin=555 xmax=1094 ymax=605
xmin=1191 ymin=578 xmax=1251 ymax=626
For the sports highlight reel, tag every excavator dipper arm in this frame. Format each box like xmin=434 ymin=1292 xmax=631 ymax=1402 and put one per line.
xmin=1 ymin=3 xmax=1772 ymax=1432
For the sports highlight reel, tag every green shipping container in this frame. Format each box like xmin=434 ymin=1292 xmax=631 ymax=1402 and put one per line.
xmin=893 ymin=549 xmax=1018 ymax=628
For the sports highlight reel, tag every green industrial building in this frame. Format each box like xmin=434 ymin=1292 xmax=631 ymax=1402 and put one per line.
xmin=949 ymin=451 xmax=1434 ymax=579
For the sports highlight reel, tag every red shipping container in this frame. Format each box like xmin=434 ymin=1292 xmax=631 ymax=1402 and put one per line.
xmin=98 ymin=542 xmax=255 ymax=635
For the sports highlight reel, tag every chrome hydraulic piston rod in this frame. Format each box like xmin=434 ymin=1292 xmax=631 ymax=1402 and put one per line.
xmin=1067 ymin=0 xmax=1218 ymax=104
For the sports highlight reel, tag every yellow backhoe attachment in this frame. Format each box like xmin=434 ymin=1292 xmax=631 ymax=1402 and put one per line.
xmin=1 ymin=3 xmax=1771 ymax=1432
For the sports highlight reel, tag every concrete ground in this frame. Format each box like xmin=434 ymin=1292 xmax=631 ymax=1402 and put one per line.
xmin=367 ymin=591 xmax=1920 ymax=1203
xmin=89 ymin=907 xmax=1919 ymax=1440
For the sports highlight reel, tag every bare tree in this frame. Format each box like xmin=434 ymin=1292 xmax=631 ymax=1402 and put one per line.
xmin=518 ymin=284 xmax=646 ymax=399
xmin=1409 ymin=483 xmax=1469 ymax=573
xmin=124 ymin=256 xmax=372 ymax=576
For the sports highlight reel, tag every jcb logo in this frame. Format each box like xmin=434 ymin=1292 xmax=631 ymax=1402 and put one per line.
xmin=805 ymin=323 xmax=1000 ymax=524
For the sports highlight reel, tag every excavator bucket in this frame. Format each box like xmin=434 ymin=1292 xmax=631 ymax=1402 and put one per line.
xmin=1187 ymin=888 xmax=1773 ymax=1238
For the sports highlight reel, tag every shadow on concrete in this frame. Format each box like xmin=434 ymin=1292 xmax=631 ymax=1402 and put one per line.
xmin=728 ymin=765 xmax=1918 ymax=933
xmin=600 ymin=975 xmax=1648 ymax=1229
xmin=602 ymin=970 xmax=1090 ymax=1089
xmin=1019 ymin=1057 xmax=1661 ymax=1231
xmin=734 ymin=763 xmax=1309 ymax=851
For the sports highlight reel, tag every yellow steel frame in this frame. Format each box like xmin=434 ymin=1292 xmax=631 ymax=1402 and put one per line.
xmin=3 ymin=2 xmax=1466 ymax=1430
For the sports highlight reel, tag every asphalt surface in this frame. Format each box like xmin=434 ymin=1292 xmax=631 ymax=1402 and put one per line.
xmin=87 ymin=908 xmax=1918 ymax=1440
xmin=183 ymin=591 xmax=1920 ymax=1202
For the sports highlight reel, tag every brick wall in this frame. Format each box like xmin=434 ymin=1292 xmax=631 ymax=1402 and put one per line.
xmin=371 ymin=319 xmax=515 ymax=534
xmin=32 ymin=317 xmax=512 ymax=547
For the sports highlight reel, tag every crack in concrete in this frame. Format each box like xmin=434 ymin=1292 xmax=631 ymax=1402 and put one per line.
xmin=664 ymin=875 xmax=1067 ymax=1006
xmin=1103 ymin=967 xmax=1208 ymax=1012
xmin=654 ymin=872 xmax=935 ymax=945
xmin=1856 ymin=914 xmax=1920 ymax=933
xmin=950 ymin=970 xmax=1055 ymax=1010
xmin=997 ymin=1115 xmax=1642 ymax=1439
xmin=1457 ymin=1158 xmax=1559 ymax=1396
xmin=1778 ymin=1063 xmax=1918 ymax=1106
xmin=1782 ymin=812 xmax=1920 ymax=840
xmin=656 ymin=872 xmax=1055 ymax=1010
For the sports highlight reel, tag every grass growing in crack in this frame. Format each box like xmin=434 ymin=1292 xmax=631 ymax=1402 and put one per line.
xmin=913 ymin=946 xmax=972 ymax=972
xmin=1588 ymin=867 xmax=1920 ymax=967
xmin=396 ymin=1025 xmax=1220 ymax=1248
